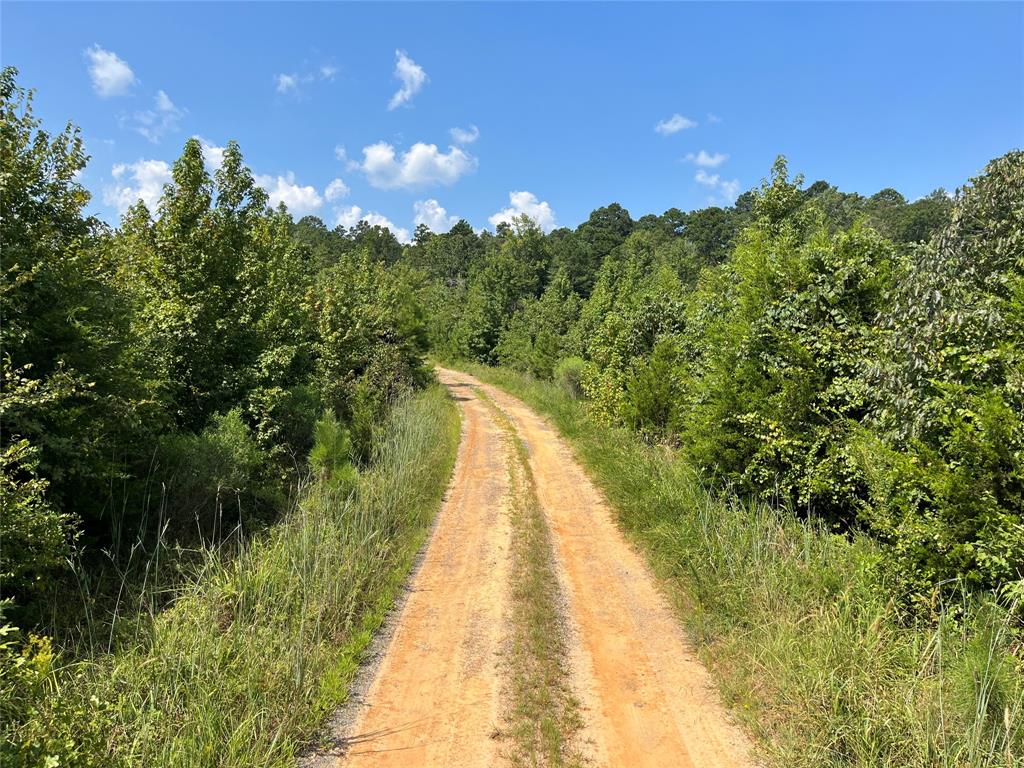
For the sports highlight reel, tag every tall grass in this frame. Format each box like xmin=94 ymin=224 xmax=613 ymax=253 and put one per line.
xmin=2 ymin=385 xmax=460 ymax=767
xmin=460 ymin=363 xmax=1024 ymax=768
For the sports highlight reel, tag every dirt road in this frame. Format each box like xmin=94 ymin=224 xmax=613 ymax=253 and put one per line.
xmin=311 ymin=368 xmax=757 ymax=767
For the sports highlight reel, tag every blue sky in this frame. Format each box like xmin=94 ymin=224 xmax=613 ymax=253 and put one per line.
xmin=4 ymin=2 xmax=1022 ymax=238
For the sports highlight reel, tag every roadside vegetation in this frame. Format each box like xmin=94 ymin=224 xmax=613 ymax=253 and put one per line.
xmin=463 ymin=363 xmax=1023 ymax=767
xmin=1 ymin=66 xmax=457 ymax=766
xmin=3 ymin=57 xmax=1022 ymax=767
xmin=421 ymin=149 xmax=1023 ymax=765
xmin=3 ymin=387 xmax=458 ymax=766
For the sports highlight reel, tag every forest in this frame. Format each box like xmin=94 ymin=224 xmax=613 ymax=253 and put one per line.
xmin=2 ymin=62 xmax=1022 ymax=766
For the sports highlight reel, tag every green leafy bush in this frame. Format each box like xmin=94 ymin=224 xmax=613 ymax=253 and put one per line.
xmin=553 ymin=357 xmax=587 ymax=400
xmin=864 ymin=151 xmax=1024 ymax=601
xmin=157 ymin=409 xmax=283 ymax=538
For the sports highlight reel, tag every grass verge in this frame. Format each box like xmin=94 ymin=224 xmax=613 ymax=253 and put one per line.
xmin=457 ymin=363 xmax=1024 ymax=768
xmin=476 ymin=387 xmax=585 ymax=768
xmin=2 ymin=385 xmax=460 ymax=767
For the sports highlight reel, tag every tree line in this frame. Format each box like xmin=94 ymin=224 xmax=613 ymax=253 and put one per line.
xmin=2 ymin=62 xmax=1021 ymax=635
xmin=420 ymin=155 xmax=1022 ymax=612
xmin=1 ymin=68 xmax=428 ymax=630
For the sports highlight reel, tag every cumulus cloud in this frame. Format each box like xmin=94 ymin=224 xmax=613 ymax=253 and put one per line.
xmin=694 ymin=169 xmax=741 ymax=203
xmin=413 ymin=199 xmax=459 ymax=233
xmin=334 ymin=205 xmax=410 ymax=243
xmin=449 ymin=125 xmax=480 ymax=145
xmin=129 ymin=90 xmax=185 ymax=143
xmin=275 ymin=73 xmax=300 ymax=93
xmin=85 ymin=45 xmax=136 ymax=97
xmin=254 ymin=172 xmax=323 ymax=215
xmin=334 ymin=145 xmax=348 ymax=162
xmin=683 ymin=150 xmax=728 ymax=168
xmin=355 ymin=141 xmax=476 ymax=190
xmin=654 ymin=113 xmax=697 ymax=135
xmin=320 ymin=65 xmax=338 ymax=80
xmin=324 ymin=178 xmax=350 ymax=201
xmin=388 ymin=50 xmax=427 ymax=110
xmin=489 ymin=191 xmax=557 ymax=233
xmin=104 ymin=158 xmax=172 ymax=213
xmin=707 ymin=113 xmax=723 ymax=124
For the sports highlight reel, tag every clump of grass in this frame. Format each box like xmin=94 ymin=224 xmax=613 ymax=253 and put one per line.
xmin=461 ymin=363 xmax=1024 ymax=768
xmin=1 ymin=386 xmax=460 ymax=767
xmin=477 ymin=388 xmax=586 ymax=768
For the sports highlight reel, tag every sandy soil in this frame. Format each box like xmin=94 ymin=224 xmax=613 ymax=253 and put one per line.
xmin=312 ymin=378 xmax=514 ymax=767
xmin=462 ymin=370 xmax=759 ymax=768
xmin=310 ymin=369 xmax=757 ymax=768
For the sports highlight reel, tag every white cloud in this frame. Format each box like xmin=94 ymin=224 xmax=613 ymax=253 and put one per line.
xmin=489 ymin=191 xmax=557 ymax=233
xmin=707 ymin=113 xmax=723 ymax=124
xmin=104 ymin=158 xmax=172 ymax=213
xmin=334 ymin=205 xmax=410 ymax=243
xmin=655 ymin=113 xmax=697 ymax=135
xmin=195 ymin=136 xmax=225 ymax=172
xmin=320 ymin=65 xmax=338 ymax=80
xmin=324 ymin=178 xmax=350 ymax=201
xmin=388 ymin=50 xmax=427 ymax=110
xmin=413 ymin=199 xmax=459 ymax=233
xmin=355 ymin=141 xmax=476 ymax=190
xmin=449 ymin=125 xmax=480 ymax=145
xmin=254 ymin=172 xmax=323 ymax=215
xmin=85 ymin=45 xmax=136 ymax=97
xmin=683 ymin=150 xmax=728 ymax=168
xmin=695 ymin=169 xmax=741 ymax=203
xmin=130 ymin=90 xmax=185 ymax=143
xmin=275 ymin=73 xmax=299 ymax=93
xmin=334 ymin=145 xmax=348 ymax=162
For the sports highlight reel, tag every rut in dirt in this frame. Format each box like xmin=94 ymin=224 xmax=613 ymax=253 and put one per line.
xmin=306 ymin=368 xmax=758 ymax=768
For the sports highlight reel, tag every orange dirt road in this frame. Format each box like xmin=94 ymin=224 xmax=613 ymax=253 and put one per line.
xmin=313 ymin=368 xmax=758 ymax=768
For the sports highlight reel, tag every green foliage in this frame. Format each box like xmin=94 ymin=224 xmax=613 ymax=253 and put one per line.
xmin=308 ymin=409 xmax=358 ymax=494
xmin=0 ymin=442 xmax=73 ymax=606
xmin=0 ymin=624 xmax=113 ymax=767
xmin=680 ymin=160 xmax=894 ymax=521
xmin=422 ymin=148 xmax=1017 ymax=607
xmin=553 ymin=357 xmax=587 ymax=400
xmin=1 ymin=66 xmax=148 ymax=545
xmin=461 ymin=363 xmax=1024 ymax=768
xmin=157 ymin=409 xmax=283 ymax=537
xmin=1 ymin=388 xmax=460 ymax=767
xmin=863 ymin=151 xmax=1024 ymax=600
xmin=495 ymin=271 xmax=582 ymax=378
xmin=0 ymin=68 xmax=433 ymax=638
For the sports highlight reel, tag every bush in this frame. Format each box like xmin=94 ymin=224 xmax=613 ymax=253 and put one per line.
xmin=308 ymin=409 xmax=358 ymax=493
xmin=621 ymin=336 xmax=683 ymax=438
xmin=0 ymin=442 xmax=73 ymax=609
xmin=553 ymin=357 xmax=587 ymax=400
xmin=157 ymin=409 xmax=283 ymax=539
xmin=866 ymin=151 xmax=1024 ymax=600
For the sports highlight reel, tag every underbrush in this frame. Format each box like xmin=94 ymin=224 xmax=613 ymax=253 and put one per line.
xmin=459 ymin=363 xmax=1024 ymax=768
xmin=1 ymin=385 xmax=460 ymax=767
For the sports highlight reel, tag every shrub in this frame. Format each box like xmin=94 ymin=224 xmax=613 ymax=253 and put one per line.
xmin=553 ymin=357 xmax=587 ymax=400
xmin=308 ymin=409 xmax=358 ymax=493
xmin=0 ymin=442 xmax=73 ymax=611
xmin=866 ymin=151 xmax=1024 ymax=600
xmin=157 ymin=409 xmax=282 ymax=539
xmin=621 ymin=336 xmax=683 ymax=438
